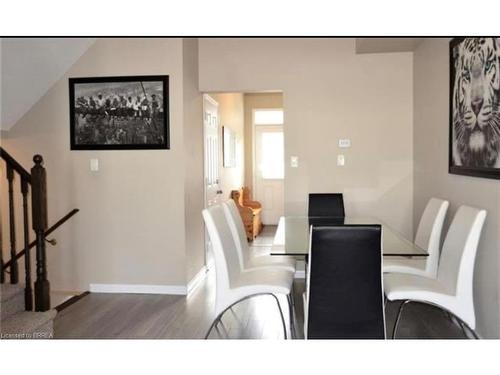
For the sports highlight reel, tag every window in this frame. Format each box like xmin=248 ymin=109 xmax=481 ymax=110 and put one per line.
xmin=261 ymin=131 xmax=284 ymax=179
xmin=254 ymin=109 xmax=284 ymax=125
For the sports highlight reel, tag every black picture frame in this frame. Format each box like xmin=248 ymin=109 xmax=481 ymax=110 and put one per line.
xmin=69 ymin=75 xmax=169 ymax=150
xmin=449 ymin=38 xmax=500 ymax=180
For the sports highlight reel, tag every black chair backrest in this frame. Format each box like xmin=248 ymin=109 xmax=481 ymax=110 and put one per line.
xmin=306 ymin=225 xmax=385 ymax=339
xmin=308 ymin=193 xmax=345 ymax=218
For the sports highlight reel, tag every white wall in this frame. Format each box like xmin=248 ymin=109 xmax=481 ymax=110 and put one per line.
xmin=183 ymin=39 xmax=205 ymax=283
xmin=413 ymin=38 xmax=500 ymax=338
xmin=2 ymin=38 xmax=196 ymax=291
xmin=199 ymin=38 xmax=414 ymax=238
xmin=211 ymin=93 xmax=245 ymax=200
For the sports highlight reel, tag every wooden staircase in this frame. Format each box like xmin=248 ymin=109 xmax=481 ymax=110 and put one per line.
xmin=0 ymin=147 xmax=79 ymax=338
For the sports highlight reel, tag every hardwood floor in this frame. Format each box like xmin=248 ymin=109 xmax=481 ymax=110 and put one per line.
xmin=54 ymin=272 xmax=300 ymax=339
xmin=54 ymin=226 xmax=468 ymax=339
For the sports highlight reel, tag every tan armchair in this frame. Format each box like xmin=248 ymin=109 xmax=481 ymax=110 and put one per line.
xmin=230 ymin=187 xmax=263 ymax=241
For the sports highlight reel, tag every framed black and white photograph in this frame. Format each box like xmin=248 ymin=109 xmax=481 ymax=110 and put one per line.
xmin=222 ymin=126 xmax=236 ymax=168
xmin=69 ymin=75 xmax=169 ymax=150
xmin=449 ymin=38 xmax=500 ymax=179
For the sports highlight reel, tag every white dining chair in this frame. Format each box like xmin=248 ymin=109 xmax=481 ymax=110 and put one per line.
xmin=384 ymin=198 xmax=449 ymax=278
xmin=202 ymin=204 xmax=294 ymax=339
xmin=223 ymin=199 xmax=296 ymax=273
xmin=384 ymin=205 xmax=487 ymax=339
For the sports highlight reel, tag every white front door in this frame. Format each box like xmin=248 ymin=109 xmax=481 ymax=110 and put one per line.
xmin=254 ymin=124 xmax=285 ymax=225
xmin=203 ymin=94 xmax=222 ymax=267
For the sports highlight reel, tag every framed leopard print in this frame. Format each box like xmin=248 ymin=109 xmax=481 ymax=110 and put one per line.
xmin=449 ymin=37 xmax=500 ymax=179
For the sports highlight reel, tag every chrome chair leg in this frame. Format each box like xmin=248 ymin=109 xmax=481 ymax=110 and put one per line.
xmin=218 ymin=319 xmax=230 ymax=338
xmin=205 ymin=293 xmax=289 ymax=340
xmin=389 ymin=299 xmax=480 ymax=340
xmin=456 ymin=318 xmax=479 ymax=339
xmin=414 ymin=300 xmax=480 ymax=339
xmin=458 ymin=320 xmax=469 ymax=338
xmin=287 ymin=293 xmax=295 ymax=338
xmin=445 ymin=311 xmax=478 ymax=339
xmin=465 ymin=323 xmax=479 ymax=339
xmin=392 ymin=300 xmax=411 ymax=339
xmin=214 ymin=323 xmax=226 ymax=338
xmin=205 ymin=315 xmax=222 ymax=339
xmin=271 ymin=294 xmax=288 ymax=339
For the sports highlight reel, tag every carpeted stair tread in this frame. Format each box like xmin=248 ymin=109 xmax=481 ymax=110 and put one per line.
xmin=1 ymin=284 xmax=24 ymax=302
xmin=1 ymin=284 xmax=25 ymax=321
xmin=1 ymin=309 xmax=57 ymax=336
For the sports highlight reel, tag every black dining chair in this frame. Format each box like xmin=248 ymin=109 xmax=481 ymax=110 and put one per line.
xmin=308 ymin=193 xmax=345 ymax=218
xmin=304 ymin=225 xmax=385 ymax=339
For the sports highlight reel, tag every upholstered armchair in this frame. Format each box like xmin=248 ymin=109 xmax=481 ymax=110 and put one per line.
xmin=230 ymin=187 xmax=263 ymax=241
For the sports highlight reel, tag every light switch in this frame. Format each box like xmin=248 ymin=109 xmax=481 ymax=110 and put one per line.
xmin=90 ymin=158 xmax=99 ymax=172
xmin=337 ymin=155 xmax=345 ymax=166
xmin=339 ymin=139 xmax=351 ymax=148
xmin=290 ymin=156 xmax=299 ymax=168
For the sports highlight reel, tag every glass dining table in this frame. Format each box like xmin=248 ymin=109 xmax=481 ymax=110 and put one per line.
xmin=270 ymin=216 xmax=428 ymax=257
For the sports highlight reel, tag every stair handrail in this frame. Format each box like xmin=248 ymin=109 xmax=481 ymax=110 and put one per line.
xmin=2 ymin=209 xmax=80 ymax=270
xmin=0 ymin=147 xmax=31 ymax=183
xmin=1 ymin=147 xmax=79 ymax=312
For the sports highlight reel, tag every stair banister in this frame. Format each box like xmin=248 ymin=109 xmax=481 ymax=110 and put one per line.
xmin=21 ymin=177 xmax=33 ymax=311
xmin=7 ymin=164 xmax=19 ymax=283
xmin=1 ymin=147 xmax=79 ymax=312
xmin=31 ymin=155 xmax=50 ymax=311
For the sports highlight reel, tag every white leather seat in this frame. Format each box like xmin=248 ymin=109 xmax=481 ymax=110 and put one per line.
xmin=384 ymin=198 xmax=449 ymax=278
xmin=385 ymin=205 xmax=487 ymax=338
xmin=223 ymin=199 xmax=296 ymax=272
xmin=202 ymin=204 xmax=294 ymax=339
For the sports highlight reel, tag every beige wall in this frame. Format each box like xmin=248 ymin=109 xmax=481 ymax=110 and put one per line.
xmin=413 ymin=38 xmax=500 ymax=338
xmin=199 ymin=38 xmax=414 ymax=238
xmin=210 ymin=93 xmax=245 ymax=200
xmin=183 ymin=39 xmax=205 ymax=282
xmin=2 ymin=38 xmax=202 ymax=291
xmin=243 ymin=92 xmax=283 ymax=192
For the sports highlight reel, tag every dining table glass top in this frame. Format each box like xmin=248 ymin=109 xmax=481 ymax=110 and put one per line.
xmin=271 ymin=216 xmax=428 ymax=257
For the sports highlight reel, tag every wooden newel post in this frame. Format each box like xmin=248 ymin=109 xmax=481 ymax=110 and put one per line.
xmin=31 ymin=155 xmax=50 ymax=311
xmin=21 ymin=178 xmax=33 ymax=311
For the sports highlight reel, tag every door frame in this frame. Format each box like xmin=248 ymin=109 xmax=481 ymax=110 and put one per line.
xmin=202 ymin=93 xmax=220 ymax=269
xmin=251 ymin=107 xmax=285 ymax=192
xmin=202 ymin=93 xmax=220 ymax=209
xmin=251 ymin=107 xmax=285 ymax=224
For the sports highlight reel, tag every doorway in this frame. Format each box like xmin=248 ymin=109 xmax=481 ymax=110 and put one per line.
xmin=202 ymin=92 xmax=284 ymax=268
xmin=253 ymin=108 xmax=285 ymax=225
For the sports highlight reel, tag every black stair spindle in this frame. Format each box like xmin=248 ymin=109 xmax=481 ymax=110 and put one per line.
xmin=7 ymin=164 xmax=19 ymax=284
xmin=21 ymin=177 xmax=33 ymax=310
xmin=31 ymin=155 xmax=50 ymax=311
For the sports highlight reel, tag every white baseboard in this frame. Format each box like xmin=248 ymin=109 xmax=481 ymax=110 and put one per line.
xmin=294 ymin=270 xmax=305 ymax=279
xmin=89 ymin=283 xmax=187 ymax=295
xmin=187 ymin=266 xmax=208 ymax=296
xmin=90 ymin=266 xmax=296 ymax=295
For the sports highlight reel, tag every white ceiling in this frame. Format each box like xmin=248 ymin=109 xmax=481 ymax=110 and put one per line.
xmin=355 ymin=38 xmax=424 ymax=54
xmin=1 ymin=38 xmax=96 ymax=130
